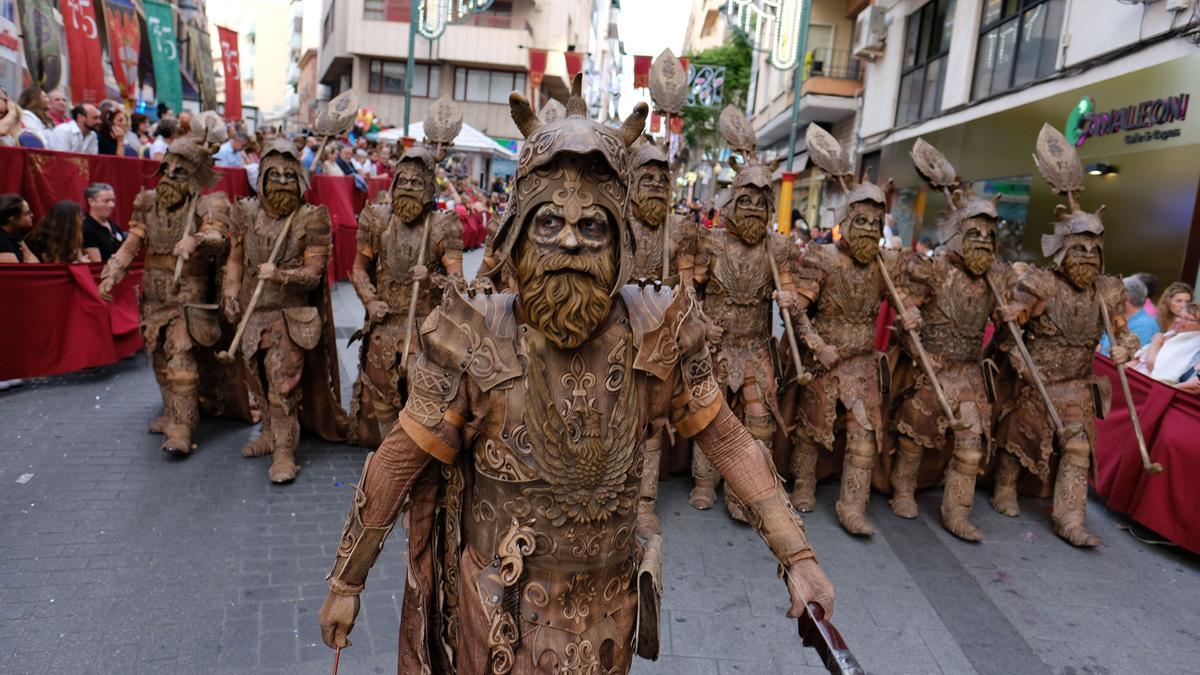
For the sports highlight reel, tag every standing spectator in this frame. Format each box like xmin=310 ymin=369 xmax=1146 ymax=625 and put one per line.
xmin=336 ymin=144 xmax=358 ymax=175
xmin=148 ymin=118 xmax=178 ymax=160
xmin=48 ymin=103 xmax=100 ymax=154
xmin=25 ymin=200 xmax=88 ymax=263
xmin=46 ymin=88 xmax=71 ymax=126
xmin=1156 ymin=282 xmax=1194 ymax=332
xmin=81 ymin=183 xmax=125 ymax=262
xmin=16 ymin=87 xmax=52 ymax=145
xmin=215 ymin=131 xmax=250 ymax=168
xmin=1099 ymin=276 xmax=1158 ymax=355
xmin=96 ymin=107 xmax=132 ymax=156
xmin=129 ymin=113 xmax=151 ymax=156
xmin=1134 ymin=272 xmax=1159 ymax=317
xmin=0 ymin=87 xmax=20 ymax=146
xmin=0 ymin=194 xmax=38 ymax=263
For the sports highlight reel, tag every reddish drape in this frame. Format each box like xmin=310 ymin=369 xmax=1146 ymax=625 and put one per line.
xmin=528 ymin=48 xmax=548 ymax=92
xmin=59 ymin=0 xmax=106 ymax=103
xmin=633 ymin=55 xmax=652 ymax=89
xmin=217 ymin=26 xmax=242 ymax=121
xmin=564 ymin=51 xmax=585 ymax=81
xmin=1092 ymin=356 xmax=1200 ymax=555
xmin=307 ymin=174 xmax=390 ymax=282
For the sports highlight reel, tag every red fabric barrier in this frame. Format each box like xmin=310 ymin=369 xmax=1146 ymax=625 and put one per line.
xmin=1093 ymin=356 xmax=1200 ymax=555
xmin=309 ymin=175 xmax=389 ymax=282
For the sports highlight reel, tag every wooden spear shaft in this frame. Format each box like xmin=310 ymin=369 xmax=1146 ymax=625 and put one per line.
xmin=983 ymin=275 xmax=1064 ymax=435
xmin=766 ymin=242 xmax=810 ymax=386
xmin=218 ymin=209 xmax=300 ymax=363
xmin=400 ymin=213 xmax=432 ymax=371
xmin=1098 ymin=300 xmax=1165 ymax=474
xmin=171 ymin=196 xmax=200 ymax=289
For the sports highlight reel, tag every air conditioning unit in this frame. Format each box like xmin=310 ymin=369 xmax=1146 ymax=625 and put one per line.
xmin=852 ymin=5 xmax=886 ymax=60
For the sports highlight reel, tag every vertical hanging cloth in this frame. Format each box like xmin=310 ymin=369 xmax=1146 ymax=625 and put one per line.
xmin=101 ymin=0 xmax=142 ymax=101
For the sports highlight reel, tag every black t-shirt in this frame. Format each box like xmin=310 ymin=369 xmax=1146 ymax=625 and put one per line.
xmin=82 ymin=215 xmax=125 ymax=261
xmin=0 ymin=228 xmax=23 ymax=259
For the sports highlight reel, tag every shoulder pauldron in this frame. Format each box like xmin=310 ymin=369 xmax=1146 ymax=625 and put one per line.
xmin=630 ymin=285 xmax=708 ymax=381
xmin=418 ymin=288 xmax=522 ymax=392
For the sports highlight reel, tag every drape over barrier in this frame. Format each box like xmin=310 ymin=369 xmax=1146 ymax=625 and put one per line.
xmin=0 ymin=261 xmax=142 ymax=380
xmin=1092 ymin=356 xmax=1200 ymax=556
xmin=308 ymin=174 xmax=389 ymax=282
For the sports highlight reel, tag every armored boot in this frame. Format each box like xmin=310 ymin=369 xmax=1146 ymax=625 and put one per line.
xmin=690 ymin=451 xmax=719 ymax=510
xmin=1052 ymin=433 xmax=1101 ymax=547
xmin=941 ymin=434 xmax=984 ymax=542
xmin=161 ymin=369 xmax=199 ymax=455
xmin=148 ymin=414 xmax=168 ymax=434
xmin=790 ymin=432 xmax=819 ymax=512
xmin=991 ymin=451 xmax=1021 ymax=517
xmin=636 ymin=433 xmax=663 ymax=539
xmin=242 ymin=413 xmax=273 ymax=458
xmin=889 ymin=437 xmax=923 ymax=519
xmin=268 ymin=402 xmax=300 ymax=483
xmin=835 ymin=429 xmax=876 ymax=536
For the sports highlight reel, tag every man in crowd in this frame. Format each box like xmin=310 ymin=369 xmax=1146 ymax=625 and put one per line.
xmin=215 ymin=131 xmax=250 ymax=168
xmin=47 ymin=88 xmax=70 ymax=126
xmin=222 ymin=140 xmax=345 ymax=483
xmin=82 ymin=183 xmax=125 ymax=262
xmin=49 ymin=103 xmax=100 ymax=154
xmin=98 ymin=117 xmax=232 ymax=455
xmin=149 ymin=118 xmax=179 ymax=160
xmin=319 ymin=77 xmax=834 ymax=674
xmin=347 ymin=104 xmax=464 ymax=446
xmin=1098 ymin=276 xmax=1158 ymax=353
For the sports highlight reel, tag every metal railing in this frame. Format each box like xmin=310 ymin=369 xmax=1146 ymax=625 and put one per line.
xmin=805 ymin=49 xmax=862 ymax=81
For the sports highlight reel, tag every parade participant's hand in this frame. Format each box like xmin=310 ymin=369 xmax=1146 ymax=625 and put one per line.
xmin=319 ymin=589 xmax=360 ymax=649
xmin=173 ymin=233 xmax=198 ymax=261
xmin=367 ymin=300 xmax=389 ymax=321
xmin=817 ymin=344 xmax=839 ymax=370
xmin=222 ymin=295 xmax=241 ymax=324
xmin=774 ymin=289 xmax=797 ymax=310
xmin=1109 ymin=345 xmax=1131 ymax=366
xmin=900 ymin=307 xmax=921 ymax=331
xmin=706 ymin=322 xmax=725 ymax=344
xmin=411 ymin=264 xmax=429 ymax=282
xmin=786 ymin=558 xmax=836 ymax=619
xmin=258 ymin=262 xmax=278 ymax=282
xmin=98 ymin=277 xmax=115 ymax=302
xmin=1000 ymin=303 xmax=1021 ymax=323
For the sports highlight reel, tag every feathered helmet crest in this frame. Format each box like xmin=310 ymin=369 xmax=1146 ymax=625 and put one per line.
xmin=1031 ymin=123 xmax=1104 ymax=266
xmin=487 ymin=74 xmax=648 ymax=296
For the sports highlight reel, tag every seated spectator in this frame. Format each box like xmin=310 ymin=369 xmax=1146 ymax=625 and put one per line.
xmin=0 ymin=194 xmax=39 ymax=263
xmin=0 ymin=87 xmax=21 ymax=146
xmin=336 ymin=145 xmax=358 ymax=176
xmin=46 ymin=88 xmax=71 ymax=127
xmin=130 ymin=113 xmax=151 ymax=155
xmin=215 ymin=131 xmax=250 ymax=168
xmin=82 ymin=183 xmax=125 ymax=262
xmin=1134 ymin=272 xmax=1159 ymax=318
xmin=1136 ymin=303 xmax=1200 ymax=388
xmin=96 ymin=107 xmax=131 ymax=156
xmin=48 ymin=103 xmax=100 ymax=154
xmin=1155 ymin=282 xmax=1193 ymax=333
xmin=149 ymin=118 xmax=179 ymax=160
xmin=320 ymin=145 xmax=346 ymax=176
xmin=16 ymin=86 xmax=52 ymax=146
xmin=1099 ymin=276 xmax=1158 ymax=355
xmin=25 ymin=200 xmax=88 ymax=263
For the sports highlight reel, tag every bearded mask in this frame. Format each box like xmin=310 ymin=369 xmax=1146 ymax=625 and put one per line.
xmin=261 ymin=161 xmax=302 ymax=217
xmin=156 ymin=137 xmax=220 ymax=210
xmin=843 ymin=201 xmax=883 ymax=264
xmin=723 ymin=185 xmax=772 ymax=245
xmin=156 ymin=155 xmax=196 ymax=210
xmin=391 ymin=159 xmax=431 ymax=224
xmin=631 ymin=161 xmax=669 ymax=228
xmin=516 ymin=202 xmax=618 ymax=349
xmin=959 ymin=216 xmax=997 ymax=276
xmin=1061 ymin=235 xmax=1102 ymax=289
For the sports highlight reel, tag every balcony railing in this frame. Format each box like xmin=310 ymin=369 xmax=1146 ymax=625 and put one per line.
xmin=805 ymin=49 xmax=862 ymax=82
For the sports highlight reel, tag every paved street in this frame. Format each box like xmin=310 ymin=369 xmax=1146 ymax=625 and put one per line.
xmin=2 ymin=256 xmax=1199 ymax=674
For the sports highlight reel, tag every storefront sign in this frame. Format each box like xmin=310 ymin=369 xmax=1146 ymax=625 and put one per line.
xmin=1067 ymin=93 xmax=1190 ymax=147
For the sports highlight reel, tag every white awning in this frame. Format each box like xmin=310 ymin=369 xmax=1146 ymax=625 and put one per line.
xmin=377 ymin=122 xmax=519 ymax=160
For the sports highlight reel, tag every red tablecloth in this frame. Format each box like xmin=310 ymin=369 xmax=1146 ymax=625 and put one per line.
xmin=0 ymin=261 xmax=142 ymax=379
xmin=1093 ymin=356 xmax=1200 ymax=555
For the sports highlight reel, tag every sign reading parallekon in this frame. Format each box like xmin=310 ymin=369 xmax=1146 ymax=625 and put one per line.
xmin=1067 ymin=93 xmax=1190 ymax=147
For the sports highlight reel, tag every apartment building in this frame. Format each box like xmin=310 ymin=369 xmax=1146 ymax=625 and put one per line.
xmin=857 ymin=0 xmax=1200 ymax=285
xmin=318 ymin=0 xmax=608 ymax=145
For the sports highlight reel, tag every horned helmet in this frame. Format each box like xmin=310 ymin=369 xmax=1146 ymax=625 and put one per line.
xmin=389 ymin=96 xmax=463 ymax=208
xmin=629 ymin=136 xmax=671 ymax=228
xmin=717 ymin=106 xmax=779 ymax=245
xmin=156 ymin=111 xmax=226 ymax=208
xmin=1031 ymin=124 xmax=1105 ymax=288
xmin=805 ymin=124 xmax=887 ymax=263
xmin=910 ymin=138 xmax=1000 ymax=275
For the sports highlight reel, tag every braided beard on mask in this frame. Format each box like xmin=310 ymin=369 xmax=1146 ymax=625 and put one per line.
xmin=516 ymin=242 xmax=617 ymax=350
xmin=392 ymin=193 xmax=425 ymax=224
xmin=156 ymin=179 xmax=186 ymax=210
xmin=636 ymin=196 xmax=668 ymax=228
xmin=961 ymin=241 xmax=995 ymax=277
xmin=847 ymin=229 xmax=879 ymax=263
xmin=729 ymin=212 xmax=768 ymax=245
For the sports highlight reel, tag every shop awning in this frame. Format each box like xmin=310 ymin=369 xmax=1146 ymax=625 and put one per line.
xmin=377 ymin=122 xmax=519 ymax=160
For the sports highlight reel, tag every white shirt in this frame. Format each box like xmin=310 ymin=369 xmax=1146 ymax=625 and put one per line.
xmin=149 ymin=135 xmax=171 ymax=159
xmin=19 ymin=110 xmax=50 ymax=145
xmin=352 ymin=158 xmax=376 ymax=177
xmin=48 ymin=120 xmax=98 ymax=154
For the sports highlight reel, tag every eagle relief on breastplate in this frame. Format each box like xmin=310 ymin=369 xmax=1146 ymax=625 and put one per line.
xmin=815 ymin=255 xmax=879 ymax=349
xmin=146 ymin=207 xmax=187 ymax=255
xmin=923 ymin=267 xmax=991 ymax=360
xmin=379 ymin=219 xmax=423 ymax=306
xmin=1029 ymin=281 xmax=1102 ymax=378
xmin=707 ymin=234 xmax=771 ymax=336
xmin=632 ymin=219 xmax=664 ymax=280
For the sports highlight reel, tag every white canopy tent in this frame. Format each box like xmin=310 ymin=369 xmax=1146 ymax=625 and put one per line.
xmin=377 ymin=122 xmax=518 ymax=160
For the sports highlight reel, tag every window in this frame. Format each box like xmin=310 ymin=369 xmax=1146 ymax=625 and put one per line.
xmin=972 ymin=0 xmax=1063 ymax=100
xmin=367 ymin=61 xmax=439 ymax=98
xmin=896 ymin=0 xmax=956 ymax=127
xmin=807 ymin=24 xmax=834 ymax=71
xmin=363 ymin=0 xmax=384 ymax=21
xmin=454 ymin=68 xmax=527 ymax=104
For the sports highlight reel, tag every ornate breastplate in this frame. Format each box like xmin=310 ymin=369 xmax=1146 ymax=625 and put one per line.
xmin=1026 ymin=281 xmax=1102 ymax=381
xmin=704 ymin=234 xmax=772 ymax=338
xmin=920 ymin=264 xmax=992 ymax=362
xmin=244 ymin=209 xmax=308 ymax=309
xmin=378 ymin=217 xmax=442 ymax=313
xmin=145 ymin=206 xmax=188 ymax=255
xmin=813 ymin=256 xmax=881 ymax=354
xmin=630 ymin=219 xmax=665 ymax=282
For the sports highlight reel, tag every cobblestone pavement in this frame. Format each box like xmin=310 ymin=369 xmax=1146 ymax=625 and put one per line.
xmin=2 ymin=254 xmax=1199 ymax=674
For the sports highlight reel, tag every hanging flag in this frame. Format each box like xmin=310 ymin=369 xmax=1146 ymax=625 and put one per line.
xmin=59 ymin=0 xmax=106 ymax=103
xmin=633 ymin=55 xmax=651 ymax=89
xmin=563 ymin=50 xmax=584 ymax=81
xmin=101 ymin=0 xmax=141 ymax=101
xmin=649 ymin=112 xmax=661 ymax=133
xmin=528 ymin=48 xmax=547 ymax=95
xmin=669 ymin=116 xmax=684 ymax=134
xmin=0 ymin=15 xmax=23 ymax=97
xmin=177 ymin=0 xmax=218 ymax=109
xmin=17 ymin=0 xmax=63 ymax=90
xmin=679 ymin=57 xmax=690 ymax=75
xmin=143 ymin=0 xmax=182 ymax=115
xmin=217 ymin=25 xmax=242 ymax=120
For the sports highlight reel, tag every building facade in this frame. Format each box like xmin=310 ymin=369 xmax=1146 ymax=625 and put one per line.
xmin=857 ymin=0 xmax=1200 ymax=285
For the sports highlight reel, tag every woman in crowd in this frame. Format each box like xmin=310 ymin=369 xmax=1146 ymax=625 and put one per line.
xmin=148 ymin=118 xmax=178 ymax=160
xmin=0 ymin=87 xmax=22 ymax=146
xmin=0 ymin=194 xmax=39 ymax=263
xmin=128 ymin=113 xmax=150 ymax=156
xmin=1155 ymin=282 xmax=1193 ymax=332
xmin=16 ymin=86 xmax=52 ymax=145
xmin=25 ymin=200 xmax=88 ymax=263
xmin=320 ymin=145 xmax=345 ymax=176
xmin=96 ymin=108 xmax=131 ymax=156
xmin=82 ymin=183 xmax=125 ymax=262
xmin=1137 ymin=303 xmax=1200 ymax=391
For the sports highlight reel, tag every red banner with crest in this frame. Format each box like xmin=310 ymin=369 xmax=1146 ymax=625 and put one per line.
xmin=564 ymin=51 xmax=585 ymax=81
xmin=217 ymin=26 xmax=242 ymax=120
xmin=528 ymin=48 xmax=547 ymax=94
xmin=101 ymin=0 xmax=140 ymax=100
xmin=633 ymin=55 xmax=651 ymax=89
xmin=60 ymin=0 xmax=106 ymax=103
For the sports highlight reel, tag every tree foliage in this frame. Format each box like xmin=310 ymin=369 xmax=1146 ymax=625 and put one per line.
xmin=682 ymin=30 xmax=753 ymax=158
